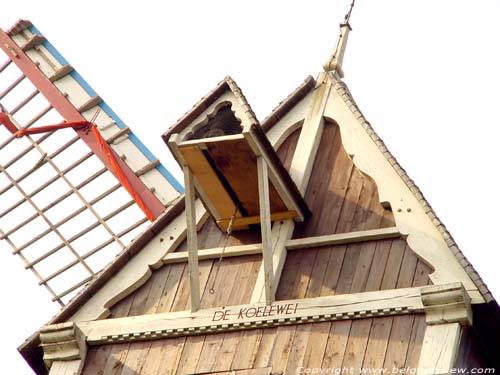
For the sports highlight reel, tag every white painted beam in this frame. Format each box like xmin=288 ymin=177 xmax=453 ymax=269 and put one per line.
xmin=163 ymin=243 xmax=263 ymax=264
xmin=257 ymin=156 xmax=275 ymax=304
xmin=161 ymin=227 xmax=401 ymax=264
xmin=251 ymin=74 xmax=333 ymax=303
xmin=417 ymin=323 xmax=461 ymax=375
xmin=286 ymin=227 xmax=401 ymax=250
xmin=184 ymin=164 xmax=200 ymax=312
xmin=77 ymin=286 xmax=427 ymax=345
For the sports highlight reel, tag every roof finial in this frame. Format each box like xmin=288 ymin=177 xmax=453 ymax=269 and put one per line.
xmin=323 ymin=0 xmax=356 ymax=77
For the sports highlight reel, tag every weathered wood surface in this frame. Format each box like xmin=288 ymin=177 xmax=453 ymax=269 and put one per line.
xmin=180 ymin=145 xmax=240 ymax=220
xmin=257 ymin=157 xmax=275 ymax=304
xmin=110 ymin=121 xmax=406 ymax=315
xmin=418 ymin=323 xmax=461 ymax=375
xmin=48 ymin=360 xmax=82 ymax=375
xmin=78 ymin=286 xmax=430 ymax=345
xmin=204 ymin=138 xmax=287 ymax=217
xmin=293 ymin=121 xmax=395 ymax=238
xmin=84 ymin=118 xmax=435 ymax=375
xmin=250 ymin=78 xmax=333 ymax=303
xmin=324 ymin=76 xmax=483 ymax=303
xmin=184 ymin=165 xmax=201 ymax=312
xmin=81 ymin=313 xmax=426 ymax=375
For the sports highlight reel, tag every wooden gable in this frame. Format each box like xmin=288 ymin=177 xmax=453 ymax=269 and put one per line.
xmin=82 ymin=115 xmax=435 ymax=375
xmin=110 ymin=120 xmax=433 ymax=317
xmin=26 ymin=68 xmax=493 ymax=375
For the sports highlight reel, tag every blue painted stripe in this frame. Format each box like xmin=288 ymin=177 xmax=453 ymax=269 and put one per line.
xmin=28 ymin=25 xmax=183 ymax=192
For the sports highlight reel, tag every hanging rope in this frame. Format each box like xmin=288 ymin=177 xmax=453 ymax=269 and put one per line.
xmin=343 ymin=0 xmax=356 ymax=25
xmin=209 ymin=207 xmax=238 ymax=294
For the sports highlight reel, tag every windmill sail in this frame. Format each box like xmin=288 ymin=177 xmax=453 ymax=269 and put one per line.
xmin=0 ymin=20 xmax=182 ymax=305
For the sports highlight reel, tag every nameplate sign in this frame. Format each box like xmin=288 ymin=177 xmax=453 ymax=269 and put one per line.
xmin=212 ymin=303 xmax=299 ymax=322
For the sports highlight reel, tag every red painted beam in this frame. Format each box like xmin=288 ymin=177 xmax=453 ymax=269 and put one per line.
xmin=0 ymin=28 xmax=165 ymax=220
xmin=0 ymin=109 xmax=18 ymax=134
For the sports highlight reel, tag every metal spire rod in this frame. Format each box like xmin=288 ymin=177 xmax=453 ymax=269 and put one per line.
xmin=344 ymin=0 xmax=356 ymax=25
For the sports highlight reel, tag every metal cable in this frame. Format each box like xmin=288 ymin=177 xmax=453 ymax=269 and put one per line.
xmin=209 ymin=207 xmax=238 ymax=294
xmin=344 ymin=0 xmax=356 ymax=24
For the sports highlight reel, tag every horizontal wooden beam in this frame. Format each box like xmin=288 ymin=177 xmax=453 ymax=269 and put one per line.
xmin=161 ymin=227 xmax=401 ymax=264
xmin=217 ymin=210 xmax=297 ymax=230
xmin=178 ymin=133 xmax=245 ymax=148
xmin=163 ymin=243 xmax=262 ymax=264
xmin=76 ymin=286 xmax=427 ymax=345
xmin=286 ymin=226 xmax=401 ymax=250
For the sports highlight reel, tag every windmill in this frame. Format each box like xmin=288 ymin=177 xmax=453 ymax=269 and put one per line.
xmin=2 ymin=6 xmax=500 ymax=375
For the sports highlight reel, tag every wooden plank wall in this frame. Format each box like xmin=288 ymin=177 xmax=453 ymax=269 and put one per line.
xmin=82 ymin=313 xmax=428 ymax=375
xmin=293 ymin=121 xmax=395 ymax=238
xmin=110 ymin=250 xmax=262 ymax=318
xmin=83 ymin=121 xmax=434 ymax=374
xmin=276 ymin=121 xmax=433 ymax=300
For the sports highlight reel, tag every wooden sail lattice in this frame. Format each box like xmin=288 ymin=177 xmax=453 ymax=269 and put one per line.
xmin=0 ymin=20 xmax=181 ymax=305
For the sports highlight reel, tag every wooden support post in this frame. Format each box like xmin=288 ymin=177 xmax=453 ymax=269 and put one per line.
xmin=251 ymin=74 xmax=333 ymax=303
xmin=257 ymin=156 xmax=274 ymax=304
xmin=418 ymin=323 xmax=461 ymax=375
xmin=417 ymin=282 xmax=472 ymax=375
xmin=40 ymin=322 xmax=87 ymax=375
xmin=184 ymin=164 xmax=200 ymax=312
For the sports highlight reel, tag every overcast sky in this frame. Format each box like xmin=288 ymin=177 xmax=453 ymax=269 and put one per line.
xmin=0 ymin=1 xmax=499 ymax=373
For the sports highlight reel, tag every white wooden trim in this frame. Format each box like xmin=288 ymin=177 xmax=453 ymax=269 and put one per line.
xmin=417 ymin=323 xmax=461 ymax=375
xmin=42 ymin=283 xmax=468 ymax=367
xmin=244 ymin=129 xmax=303 ymax=221
xmin=68 ymin=217 xmax=395 ymax=320
xmin=48 ymin=360 xmax=83 ymax=375
xmin=421 ymin=282 xmax=472 ymax=326
xmin=286 ymin=227 xmax=400 ymax=250
xmin=176 ymin=91 xmax=251 ymax=141
xmin=178 ymin=133 xmax=244 ymax=147
xmin=268 ymin=119 xmax=303 ymax=150
xmin=323 ymin=23 xmax=351 ymax=78
xmin=323 ymin=75 xmax=483 ymax=303
xmin=251 ymin=73 xmax=333 ymax=303
xmin=75 ymin=286 xmax=426 ymax=345
xmin=40 ymin=322 xmax=87 ymax=375
xmin=289 ymin=73 xmax=331 ymax=195
xmin=251 ymin=220 xmax=292 ymax=303
xmin=184 ymin=165 xmax=200 ymax=312
xmin=161 ymin=227 xmax=401 ymax=264
xmin=162 ymin=243 xmax=263 ymax=264
xmin=257 ymin=156 xmax=275 ymax=304
xmin=264 ymin=89 xmax=313 ymax=149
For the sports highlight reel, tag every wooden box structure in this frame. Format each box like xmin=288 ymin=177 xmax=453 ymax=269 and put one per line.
xmin=165 ymin=77 xmax=310 ymax=232
xmin=165 ymin=77 xmax=310 ymax=308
